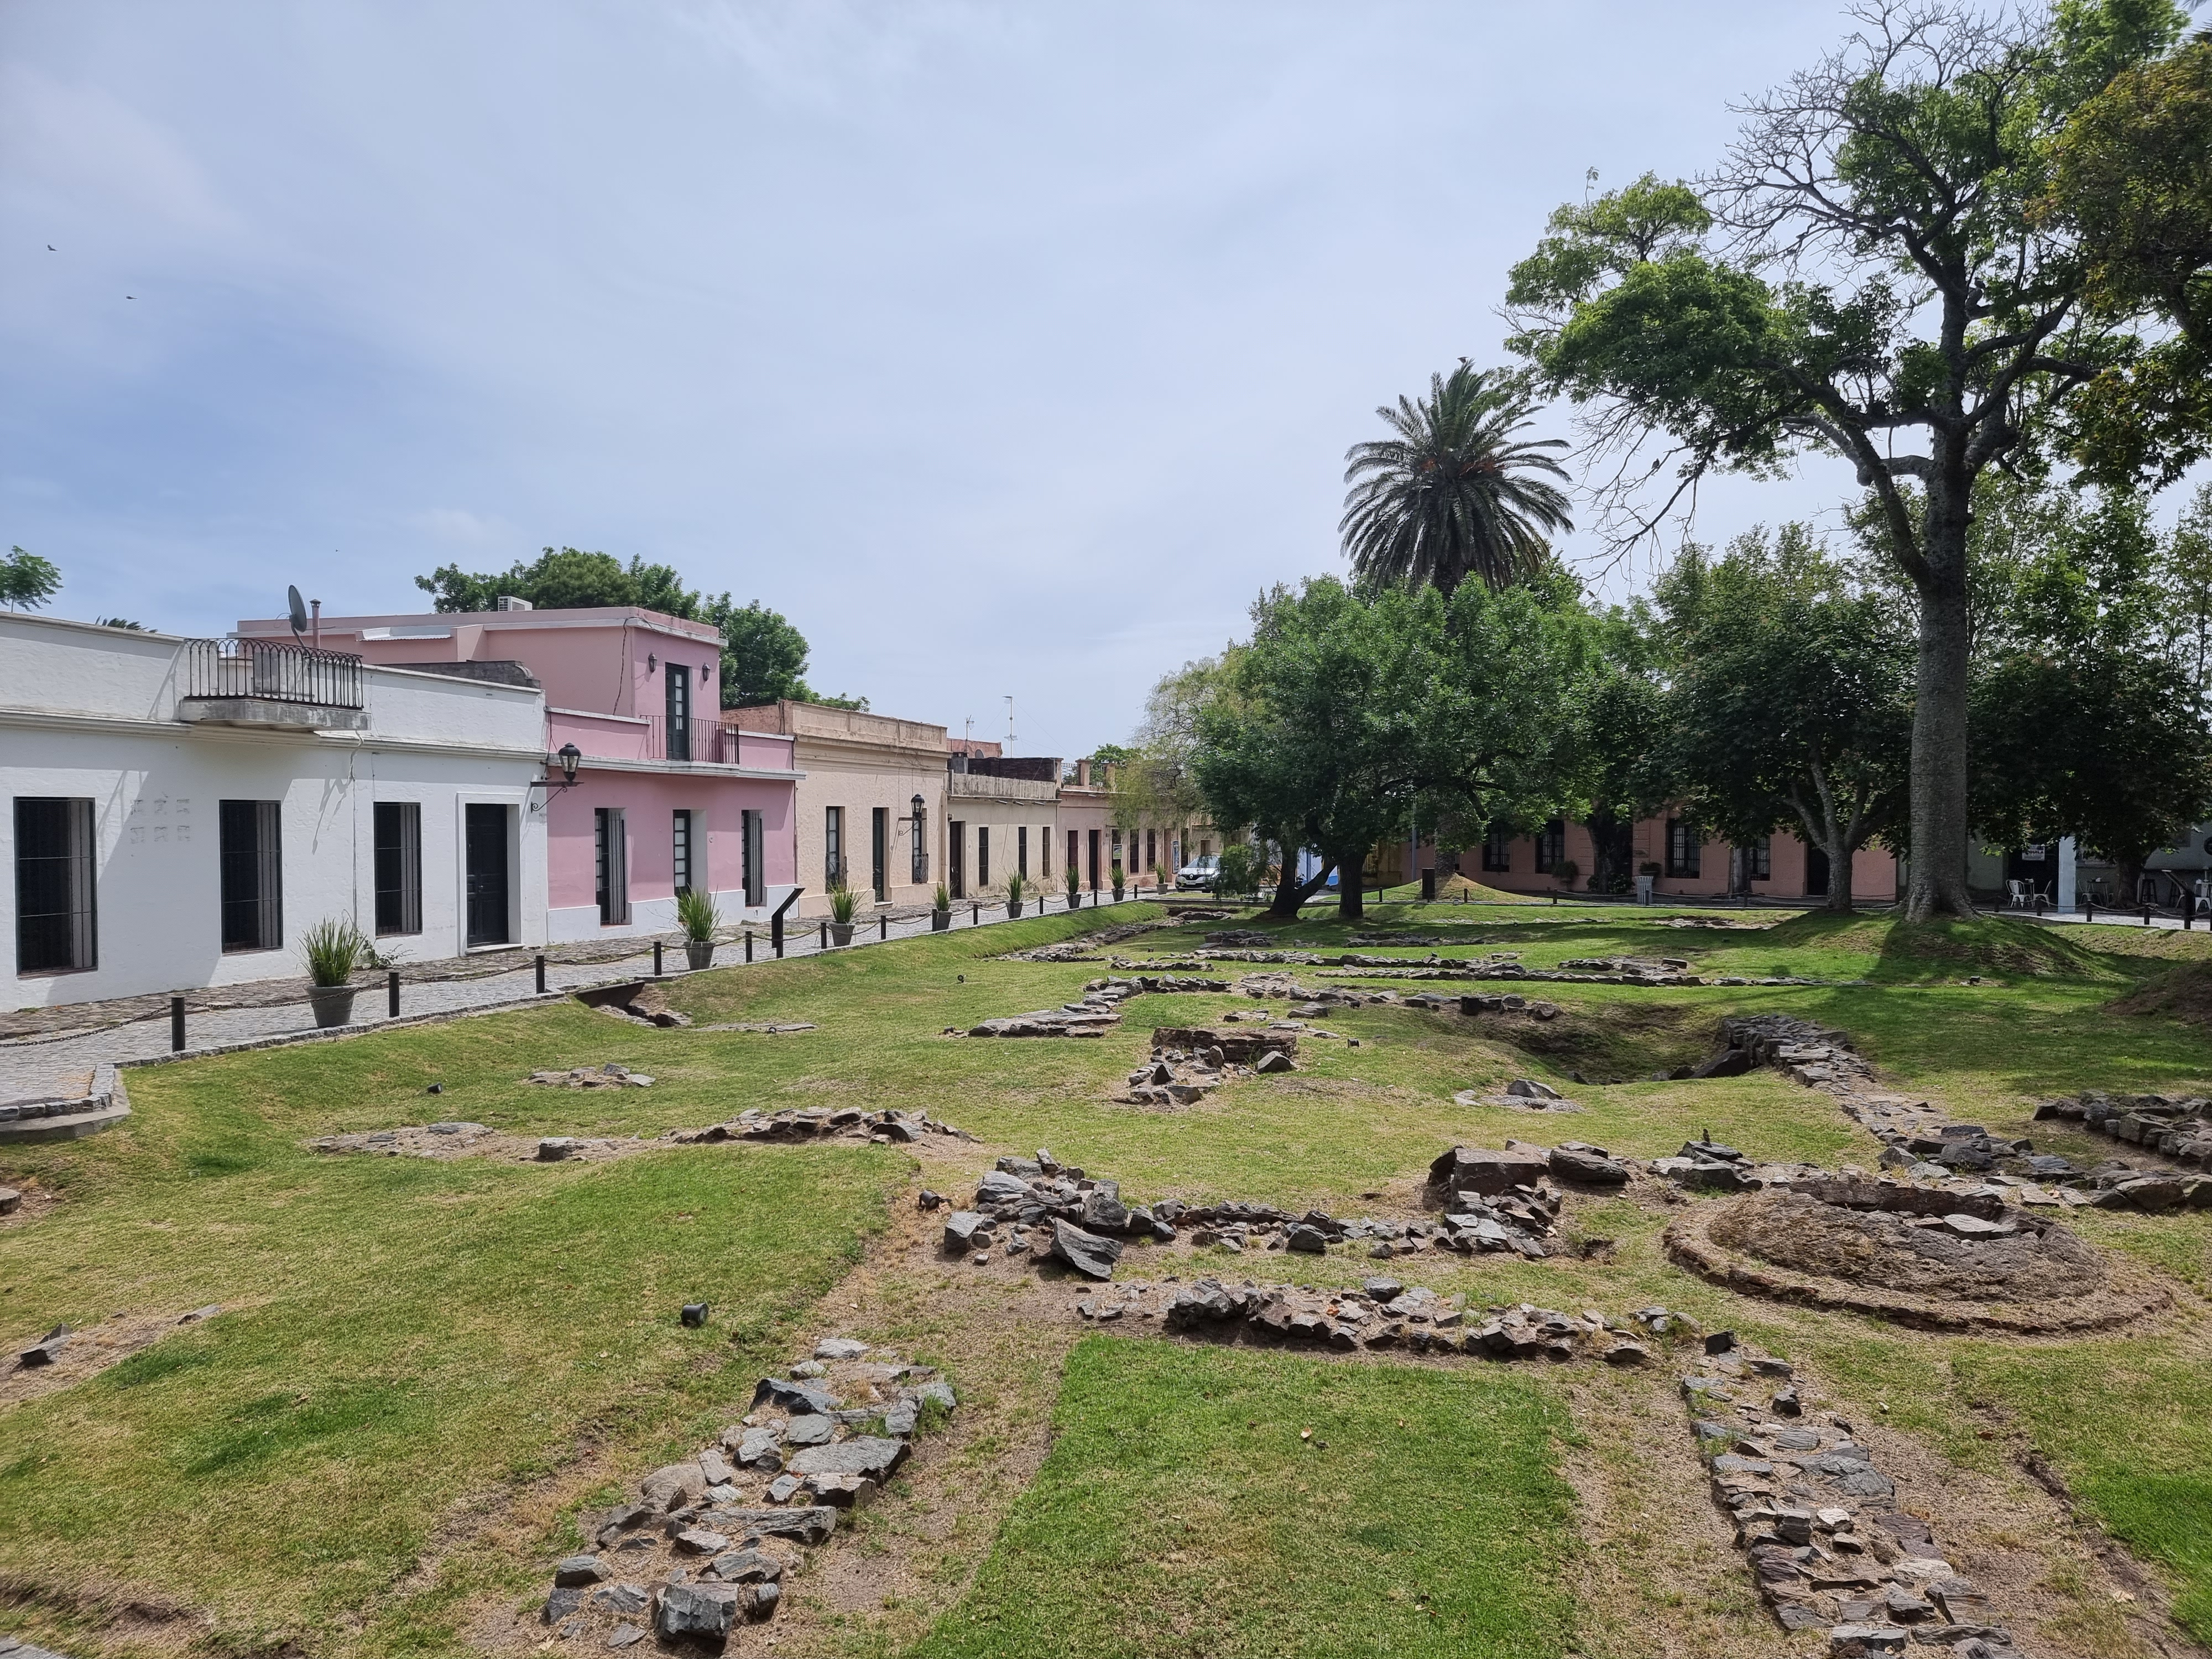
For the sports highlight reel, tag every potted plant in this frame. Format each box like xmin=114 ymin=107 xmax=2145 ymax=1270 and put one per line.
xmin=827 ymin=880 xmax=859 ymax=946
xmin=1110 ymin=860 xmax=1124 ymax=901
xmin=1065 ymin=865 xmax=1082 ymax=910
xmin=300 ymin=916 xmax=368 ymax=1027
xmin=677 ymin=887 xmax=719 ymax=970
xmin=1004 ymin=870 xmax=1026 ymax=919
xmin=1557 ymin=859 xmax=1580 ymax=891
xmin=931 ymin=881 xmax=952 ymax=931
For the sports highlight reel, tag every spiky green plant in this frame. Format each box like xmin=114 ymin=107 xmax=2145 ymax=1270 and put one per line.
xmin=933 ymin=881 xmax=951 ymax=912
xmin=299 ymin=917 xmax=370 ymax=988
xmin=827 ymin=881 xmax=861 ymax=925
xmin=675 ymin=886 xmax=720 ymax=942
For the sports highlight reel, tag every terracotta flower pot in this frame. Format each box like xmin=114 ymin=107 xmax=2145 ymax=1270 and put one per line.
xmin=307 ymin=985 xmax=358 ymax=1029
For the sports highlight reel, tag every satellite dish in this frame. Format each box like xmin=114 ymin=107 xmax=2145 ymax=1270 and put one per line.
xmin=286 ymin=585 xmax=309 ymax=638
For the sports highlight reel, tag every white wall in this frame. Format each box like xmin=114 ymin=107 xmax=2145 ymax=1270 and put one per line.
xmin=2 ymin=618 xmax=549 ymax=1008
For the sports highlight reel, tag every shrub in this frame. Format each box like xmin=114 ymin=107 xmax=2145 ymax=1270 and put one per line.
xmin=933 ymin=881 xmax=951 ymax=912
xmin=675 ymin=886 xmax=719 ymax=942
xmin=299 ymin=917 xmax=370 ymax=987
xmin=827 ymin=881 xmax=860 ymax=925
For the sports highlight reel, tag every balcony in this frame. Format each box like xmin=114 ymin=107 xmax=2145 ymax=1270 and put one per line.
xmin=176 ymin=638 xmax=369 ymax=731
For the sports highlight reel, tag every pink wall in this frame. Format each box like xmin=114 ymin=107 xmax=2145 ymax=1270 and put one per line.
xmin=1441 ymin=815 xmax=1898 ymax=901
xmin=238 ymin=607 xmax=723 ymax=725
xmin=547 ymin=771 xmax=796 ymax=912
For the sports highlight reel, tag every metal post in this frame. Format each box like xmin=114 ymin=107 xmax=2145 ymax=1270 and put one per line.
xmin=972 ymin=903 xmax=979 ymax=925
xmin=745 ymin=931 xmax=754 ymax=963
xmin=654 ymin=940 xmax=665 ymax=977
xmin=820 ymin=921 xmax=828 ymax=949
xmin=2144 ymin=905 xmax=2153 ymax=926
xmin=388 ymin=970 xmax=400 ymax=1018
xmin=880 ymin=914 xmax=888 ymax=940
xmin=2085 ymin=899 xmax=2094 ymax=924
xmin=535 ymin=953 xmax=547 ymax=993
xmin=170 ymin=995 xmax=185 ymax=1053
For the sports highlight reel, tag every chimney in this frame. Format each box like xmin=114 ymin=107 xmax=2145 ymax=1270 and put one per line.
xmin=1076 ymin=759 xmax=1092 ymax=787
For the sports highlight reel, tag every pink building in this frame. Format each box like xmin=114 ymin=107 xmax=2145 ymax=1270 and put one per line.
xmin=1416 ymin=813 xmax=1897 ymax=904
xmin=238 ymin=604 xmax=803 ymax=939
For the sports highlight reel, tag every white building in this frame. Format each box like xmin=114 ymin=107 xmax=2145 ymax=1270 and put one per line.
xmin=2 ymin=613 xmax=549 ymax=1009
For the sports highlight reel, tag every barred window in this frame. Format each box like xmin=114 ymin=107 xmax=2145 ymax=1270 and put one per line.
xmin=1666 ymin=820 xmax=1702 ymax=878
xmin=1480 ymin=828 xmax=1513 ymax=874
xmin=1533 ymin=821 xmax=1565 ymax=874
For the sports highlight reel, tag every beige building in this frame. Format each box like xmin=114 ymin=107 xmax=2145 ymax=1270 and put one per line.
xmin=728 ymin=702 xmax=949 ymax=917
xmin=946 ymin=758 xmax=1062 ymax=900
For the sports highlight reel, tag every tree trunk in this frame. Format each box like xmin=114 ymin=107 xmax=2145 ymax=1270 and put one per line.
xmin=1823 ymin=834 xmax=1857 ymax=914
xmin=1268 ymin=840 xmax=1332 ymax=919
xmin=1905 ymin=491 xmax=1976 ymax=920
xmin=1335 ymin=851 xmax=1365 ymax=921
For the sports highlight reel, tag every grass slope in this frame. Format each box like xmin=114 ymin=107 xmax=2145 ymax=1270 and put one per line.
xmin=907 ymin=1337 xmax=1578 ymax=1659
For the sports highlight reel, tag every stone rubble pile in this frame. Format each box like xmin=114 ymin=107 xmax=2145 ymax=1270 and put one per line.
xmin=962 ymin=975 xmax=1229 ymax=1039
xmin=1118 ymin=1025 xmax=1302 ymax=1104
xmin=529 ymin=1063 xmax=655 ymax=1089
xmin=1157 ymin=1274 xmax=1657 ymax=1363
xmin=675 ymin=1107 xmax=975 ymax=1147
xmin=2036 ymin=1093 xmax=2212 ymax=1172
xmin=537 ymin=1337 xmax=957 ymax=1650
xmin=1725 ymin=1016 xmax=2210 ymax=1212
xmin=1679 ymin=1335 xmax=2023 ymax=1658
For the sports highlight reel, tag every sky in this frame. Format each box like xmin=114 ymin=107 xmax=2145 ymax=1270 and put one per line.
xmin=6 ymin=1 xmax=1920 ymax=759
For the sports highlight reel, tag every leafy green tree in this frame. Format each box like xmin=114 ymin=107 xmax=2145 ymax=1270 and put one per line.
xmin=2039 ymin=30 xmax=2212 ymax=487
xmin=706 ymin=597 xmax=812 ymax=707
xmin=1655 ymin=526 xmax=1914 ymax=912
xmin=1561 ymin=632 xmax=1674 ymax=894
xmin=1505 ymin=2 xmax=2205 ymax=919
xmin=1192 ymin=575 xmax=1592 ymax=920
xmin=1963 ymin=481 xmax=2212 ymax=896
xmin=414 ymin=547 xmax=699 ymax=616
xmin=2 ymin=546 xmax=61 ymax=611
xmin=1339 ymin=364 xmax=1573 ymax=596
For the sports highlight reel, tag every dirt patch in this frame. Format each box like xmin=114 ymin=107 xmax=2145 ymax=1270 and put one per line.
xmin=1485 ymin=1000 xmax=1718 ymax=1082
xmin=1667 ymin=1191 xmax=2168 ymax=1334
xmin=0 ymin=1182 xmax=61 ymax=1228
xmin=2 ymin=1307 xmax=225 ymax=1410
xmin=2108 ymin=961 xmax=2212 ymax=1026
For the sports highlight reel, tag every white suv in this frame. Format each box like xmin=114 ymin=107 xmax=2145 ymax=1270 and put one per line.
xmin=1176 ymin=854 xmax=1220 ymax=890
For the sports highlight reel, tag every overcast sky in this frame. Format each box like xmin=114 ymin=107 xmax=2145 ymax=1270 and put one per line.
xmin=8 ymin=2 xmax=1917 ymax=758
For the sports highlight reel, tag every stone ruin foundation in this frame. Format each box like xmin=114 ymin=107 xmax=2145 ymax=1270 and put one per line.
xmin=1681 ymin=1334 xmax=2027 ymax=1658
xmin=1665 ymin=1176 xmax=2162 ymax=1334
xmin=530 ymin=1337 xmax=957 ymax=1651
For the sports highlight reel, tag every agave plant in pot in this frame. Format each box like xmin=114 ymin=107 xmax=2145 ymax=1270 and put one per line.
xmin=677 ymin=886 xmax=720 ymax=970
xmin=827 ymin=880 xmax=860 ymax=945
xmin=1065 ymin=864 xmax=1082 ymax=911
xmin=1004 ymin=870 xmax=1026 ymax=919
xmin=931 ymin=881 xmax=952 ymax=931
xmin=300 ymin=917 xmax=370 ymax=1028
xmin=1110 ymin=860 xmax=1124 ymax=901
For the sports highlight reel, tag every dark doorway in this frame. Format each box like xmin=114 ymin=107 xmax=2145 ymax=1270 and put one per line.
xmin=1087 ymin=828 xmax=1100 ymax=890
xmin=949 ymin=820 xmax=966 ymax=899
xmin=872 ymin=806 xmax=889 ymax=902
xmin=465 ymin=804 xmax=510 ymax=946
xmin=1805 ymin=844 xmax=1831 ymax=898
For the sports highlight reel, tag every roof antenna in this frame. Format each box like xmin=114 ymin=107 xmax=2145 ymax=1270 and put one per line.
xmin=1004 ymin=694 xmax=1015 ymax=749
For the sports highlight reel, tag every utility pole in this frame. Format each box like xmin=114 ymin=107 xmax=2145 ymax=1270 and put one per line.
xmin=1004 ymin=695 xmax=1016 ymax=750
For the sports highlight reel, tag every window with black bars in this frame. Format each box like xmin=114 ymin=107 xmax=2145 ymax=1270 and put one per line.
xmin=218 ymin=800 xmax=283 ymax=952
xmin=373 ymin=801 xmax=422 ymax=935
xmin=1480 ymin=828 xmax=1512 ymax=873
xmin=1533 ymin=821 xmax=1565 ymax=874
xmin=14 ymin=797 xmax=96 ymax=973
xmin=1666 ymin=820 xmax=1702 ymax=878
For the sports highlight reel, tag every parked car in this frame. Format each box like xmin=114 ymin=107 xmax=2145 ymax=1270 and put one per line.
xmin=1176 ymin=854 xmax=1220 ymax=890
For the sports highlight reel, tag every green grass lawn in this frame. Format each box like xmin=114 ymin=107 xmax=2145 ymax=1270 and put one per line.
xmin=4 ymin=900 xmax=2211 ymax=1655
xmin=906 ymin=1337 xmax=1578 ymax=1659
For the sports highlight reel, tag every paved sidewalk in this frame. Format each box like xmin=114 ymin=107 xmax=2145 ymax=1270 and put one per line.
xmin=0 ymin=894 xmax=1147 ymax=1105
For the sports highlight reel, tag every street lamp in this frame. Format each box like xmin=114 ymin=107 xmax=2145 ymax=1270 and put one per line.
xmin=531 ymin=742 xmax=585 ymax=801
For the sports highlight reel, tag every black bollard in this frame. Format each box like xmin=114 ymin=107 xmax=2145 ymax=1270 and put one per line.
xmin=820 ymin=921 xmax=828 ymax=949
xmin=534 ymin=953 xmax=547 ymax=994
xmin=880 ymin=914 xmax=888 ymax=940
xmin=388 ymin=970 xmax=400 ymax=1018
xmin=654 ymin=939 xmax=664 ymax=977
xmin=2145 ymin=905 xmax=2153 ymax=926
xmin=745 ymin=931 xmax=754 ymax=963
xmin=972 ymin=903 xmax=979 ymax=925
xmin=2085 ymin=899 xmax=2094 ymax=923
xmin=170 ymin=995 xmax=185 ymax=1053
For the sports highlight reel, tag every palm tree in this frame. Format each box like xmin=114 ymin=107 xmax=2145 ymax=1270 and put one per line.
xmin=1339 ymin=364 xmax=1573 ymax=595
